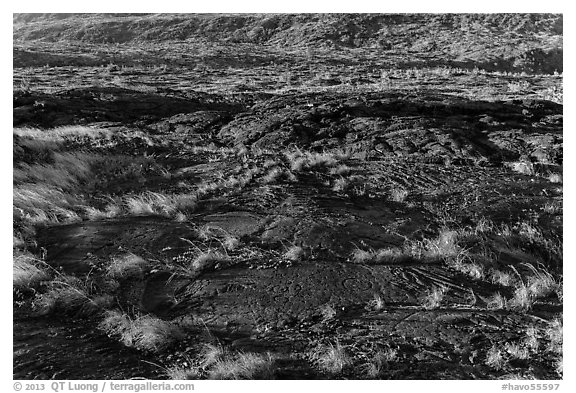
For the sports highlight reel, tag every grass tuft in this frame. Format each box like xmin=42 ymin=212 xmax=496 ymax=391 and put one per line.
xmin=311 ymin=341 xmax=351 ymax=375
xmin=421 ymin=285 xmax=448 ymax=310
xmin=208 ymin=352 xmax=275 ymax=380
xmin=485 ymin=345 xmax=505 ymax=370
xmin=99 ymin=310 xmax=184 ymax=353
xmin=486 ymin=292 xmax=507 ymax=310
xmin=367 ymin=294 xmax=386 ymax=311
xmin=365 ymin=348 xmax=398 ymax=378
xmin=106 ymin=253 xmax=148 ymax=280
xmin=390 ymin=187 xmax=409 ymax=202
xmin=13 ymin=252 xmax=50 ymax=290
xmin=283 ymin=245 xmax=304 ymax=262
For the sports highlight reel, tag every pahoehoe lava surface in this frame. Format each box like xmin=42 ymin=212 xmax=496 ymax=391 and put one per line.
xmin=14 ymin=13 xmax=562 ymax=380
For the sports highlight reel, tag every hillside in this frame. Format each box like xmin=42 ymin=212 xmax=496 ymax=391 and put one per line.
xmin=14 ymin=13 xmax=563 ymax=73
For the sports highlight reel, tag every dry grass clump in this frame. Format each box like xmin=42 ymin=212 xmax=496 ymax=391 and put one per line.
xmin=13 ymin=252 xmax=50 ymax=291
xmin=311 ymin=341 xmax=351 ymax=375
xmin=421 ymin=285 xmax=448 ymax=310
xmin=365 ymin=348 xmax=398 ymax=378
xmin=350 ymin=247 xmax=410 ymax=264
xmin=283 ymin=245 xmax=304 ymax=261
xmin=199 ymin=343 xmax=227 ymax=369
xmin=221 ymin=234 xmax=240 ymax=251
xmin=285 ymin=149 xmax=344 ymax=172
xmin=125 ymin=192 xmax=197 ymax=217
xmin=164 ymin=359 xmax=201 ymax=380
xmin=489 ymin=269 xmax=516 ymax=287
xmin=14 ymin=185 xmax=82 ymax=224
xmin=524 ymin=264 xmax=559 ymax=299
xmin=83 ymin=203 xmax=123 ymax=220
xmin=14 ymin=125 xmax=112 ymax=141
xmin=506 ymin=264 xmax=560 ymax=311
xmin=351 ymin=230 xmax=462 ymax=265
xmin=509 ymin=161 xmax=535 ymax=176
xmin=189 ymin=250 xmax=230 ymax=273
xmin=99 ymin=310 xmax=184 ymax=353
xmin=545 ymin=318 xmax=562 ymax=354
xmin=367 ymin=294 xmax=386 ymax=311
xmin=319 ymin=304 xmax=337 ymax=322
xmin=486 ymin=292 xmax=507 ymax=310
xmin=555 ymin=357 xmax=563 ymax=376
xmin=473 ymin=217 xmax=494 ymax=234
xmin=207 ymin=352 xmax=276 ymax=380
xmin=542 ymin=201 xmax=561 ymax=214
xmin=332 ymin=177 xmax=349 ymax=192
xmin=389 ymin=187 xmax=409 ymax=202
xmin=423 ymin=230 xmax=460 ymax=259
xmin=517 ymin=222 xmax=544 ymax=243
xmin=351 ymin=249 xmax=375 ymax=264
xmin=523 ymin=326 xmax=540 ymax=352
xmin=262 ymin=167 xmax=285 ymax=184
xmin=13 ymin=152 xmax=94 ymax=190
xmin=106 ymin=253 xmax=149 ymax=280
xmin=548 ymin=173 xmax=562 ymax=183
xmin=504 ymin=343 xmax=530 ymax=360
xmin=508 ymin=284 xmax=533 ymax=311
xmin=34 ymin=275 xmax=113 ymax=316
xmin=454 ymin=260 xmax=486 ymax=280
xmin=329 ymin=164 xmax=351 ymax=176
xmin=485 ymin=345 xmax=505 ymax=370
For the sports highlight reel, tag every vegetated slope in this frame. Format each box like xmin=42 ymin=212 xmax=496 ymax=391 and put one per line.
xmin=13 ymin=13 xmax=562 ymax=74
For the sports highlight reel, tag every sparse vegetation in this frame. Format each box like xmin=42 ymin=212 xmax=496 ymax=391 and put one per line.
xmin=13 ymin=252 xmax=50 ymax=291
xmin=486 ymin=345 xmax=505 ymax=370
xmin=421 ymin=285 xmax=448 ymax=310
xmin=390 ymin=187 xmax=409 ymax=202
xmin=283 ymin=245 xmax=304 ymax=261
xmin=99 ymin=310 xmax=184 ymax=353
xmin=34 ymin=275 xmax=113 ymax=316
xmin=367 ymin=294 xmax=386 ymax=311
xmin=207 ymin=352 xmax=276 ymax=380
xmin=106 ymin=253 xmax=148 ymax=280
xmin=365 ymin=348 xmax=398 ymax=378
xmin=486 ymin=292 xmax=507 ymax=310
xmin=311 ymin=342 xmax=351 ymax=374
